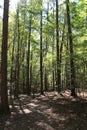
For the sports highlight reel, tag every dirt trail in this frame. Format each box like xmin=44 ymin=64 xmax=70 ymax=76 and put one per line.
xmin=0 ymin=90 xmax=87 ymax=130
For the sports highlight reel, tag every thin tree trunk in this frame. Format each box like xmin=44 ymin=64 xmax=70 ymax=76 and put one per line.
xmin=0 ymin=0 xmax=10 ymax=114
xmin=40 ymin=2 xmax=43 ymax=95
xmin=30 ymin=51 xmax=33 ymax=92
xmin=59 ymin=19 xmax=65 ymax=90
xmin=56 ymin=0 xmax=61 ymax=92
xmin=26 ymin=16 xmax=32 ymax=95
xmin=65 ymin=33 xmax=70 ymax=89
xmin=44 ymin=0 xmax=49 ymax=92
xmin=44 ymin=68 xmax=48 ymax=91
xmin=10 ymin=33 xmax=15 ymax=101
xmin=14 ymin=7 xmax=20 ymax=98
xmin=52 ymin=1 xmax=55 ymax=91
xmin=60 ymin=19 xmax=65 ymax=63
xmin=22 ymin=52 xmax=25 ymax=94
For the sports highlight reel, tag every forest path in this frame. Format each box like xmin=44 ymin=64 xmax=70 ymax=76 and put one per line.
xmin=0 ymin=90 xmax=87 ymax=130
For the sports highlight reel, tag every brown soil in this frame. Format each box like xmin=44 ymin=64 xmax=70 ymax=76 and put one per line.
xmin=0 ymin=90 xmax=87 ymax=130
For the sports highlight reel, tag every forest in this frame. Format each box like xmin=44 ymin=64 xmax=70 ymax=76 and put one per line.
xmin=0 ymin=0 xmax=87 ymax=129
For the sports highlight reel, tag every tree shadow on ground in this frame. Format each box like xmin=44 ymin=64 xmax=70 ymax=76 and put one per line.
xmin=0 ymin=90 xmax=87 ymax=130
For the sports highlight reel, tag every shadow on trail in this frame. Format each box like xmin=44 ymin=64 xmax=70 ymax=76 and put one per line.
xmin=0 ymin=91 xmax=87 ymax=130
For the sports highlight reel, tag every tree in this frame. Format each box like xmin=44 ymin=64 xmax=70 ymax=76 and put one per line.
xmin=26 ymin=15 xmax=32 ymax=95
xmin=2 ymin=0 xmax=86 ymax=97
xmin=14 ymin=5 xmax=20 ymax=98
xmin=66 ymin=0 xmax=76 ymax=96
xmin=0 ymin=0 xmax=10 ymax=114
xmin=56 ymin=0 xmax=61 ymax=92
xmin=40 ymin=0 xmax=44 ymax=95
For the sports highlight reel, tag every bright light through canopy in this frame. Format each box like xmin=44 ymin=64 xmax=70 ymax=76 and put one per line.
xmin=10 ymin=0 xmax=20 ymax=12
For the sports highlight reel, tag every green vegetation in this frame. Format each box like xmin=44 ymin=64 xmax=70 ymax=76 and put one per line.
xmin=0 ymin=0 xmax=87 ymax=114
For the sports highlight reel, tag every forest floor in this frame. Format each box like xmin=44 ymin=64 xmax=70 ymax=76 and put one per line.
xmin=0 ymin=90 xmax=87 ymax=130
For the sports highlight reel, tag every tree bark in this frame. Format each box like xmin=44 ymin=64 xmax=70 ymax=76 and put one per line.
xmin=14 ymin=6 xmax=20 ymax=98
xmin=40 ymin=2 xmax=43 ymax=95
xmin=52 ymin=1 xmax=55 ymax=91
xmin=0 ymin=0 xmax=10 ymax=114
xmin=56 ymin=0 xmax=61 ymax=92
xmin=66 ymin=0 xmax=76 ymax=96
xmin=26 ymin=17 xmax=32 ymax=95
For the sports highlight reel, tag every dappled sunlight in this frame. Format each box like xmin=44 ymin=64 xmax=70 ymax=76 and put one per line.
xmin=29 ymin=103 xmax=38 ymax=107
xmin=62 ymin=90 xmax=72 ymax=98
xmin=78 ymin=90 xmax=87 ymax=99
xmin=0 ymin=91 xmax=87 ymax=130
xmin=43 ymin=107 xmax=68 ymax=122
xmin=22 ymin=108 xmax=32 ymax=114
xmin=5 ymin=121 xmax=11 ymax=126
xmin=36 ymin=121 xmax=54 ymax=130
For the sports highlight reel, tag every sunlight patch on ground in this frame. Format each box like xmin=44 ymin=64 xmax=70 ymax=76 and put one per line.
xmin=64 ymin=90 xmax=71 ymax=96
xmin=19 ymin=94 xmax=31 ymax=100
xmin=59 ymin=116 xmax=67 ymax=121
xmin=23 ymin=108 xmax=32 ymax=114
xmin=11 ymin=112 xmax=17 ymax=116
xmin=46 ymin=108 xmax=52 ymax=113
xmin=36 ymin=121 xmax=54 ymax=130
xmin=44 ymin=108 xmax=66 ymax=121
xmin=5 ymin=121 xmax=11 ymax=126
xmin=31 ymin=99 xmax=38 ymax=103
xmin=54 ymin=91 xmax=59 ymax=96
xmin=53 ymin=96 xmax=58 ymax=100
xmin=29 ymin=103 xmax=38 ymax=107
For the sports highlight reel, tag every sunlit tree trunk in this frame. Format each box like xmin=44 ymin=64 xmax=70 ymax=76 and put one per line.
xmin=0 ymin=0 xmax=10 ymax=114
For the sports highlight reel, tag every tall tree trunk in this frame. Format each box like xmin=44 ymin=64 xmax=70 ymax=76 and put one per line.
xmin=0 ymin=0 xmax=10 ymax=114
xmin=56 ymin=0 xmax=61 ymax=92
xmin=40 ymin=1 xmax=43 ymax=95
xmin=44 ymin=68 xmax=48 ymax=91
xmin=26 ymin=16 xmax=32 ymax=95
xmin=66 ymin=0 xmax=76 ymax=96
xmin=44 ymin=0 xmax=49 ymax=92
xmin=52 ymin=1 xmax=55 ymax=91
xmin=10 ymin=33 xmax=15 ymax=101
xmin=30 ymin=51 xmax=33 ymax=92
xmin=59 ymin=18 xmax=65 ymax=90
xmin=22 ymin=51 xmax=25 ymax=94
xmin=14 ymin=6 xmax=20 ymax=98
xmin=65 ymin=32 xmax=70 ymax=89
xmin=60 ymin=19 xmax=65 ymax=64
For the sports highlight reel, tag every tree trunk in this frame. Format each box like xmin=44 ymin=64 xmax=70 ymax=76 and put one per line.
xmin=59 ymin=18 xmax=65 ymax=90
xmin=14 ymin=6 xmax=20 ymax=98
xmin=44 ymin=0 xmax=49 ymax=92
xmin=10 ymin=33 xmax=15 ymax=102
xmin=22 ymin=52 xmax=25 ymax=94
xmin=26 ymin=17 xmax=32 ymax=95
xmin=30 ymin=51 xmax=33 ymax=93
xmin=40 ymin=2 xmax=43 ymax=95
xmin=44 ymin=68 xmax=48 ymax=91
xmin=0 ymin=0 xmax=10 ymax=114
xmin=66 ymin=0 xmax=76 ymax=96
xmin=52 ymin=1 xmax=55 ymax=91
xmin=56 ymin=0 xmax=61 ymax=92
